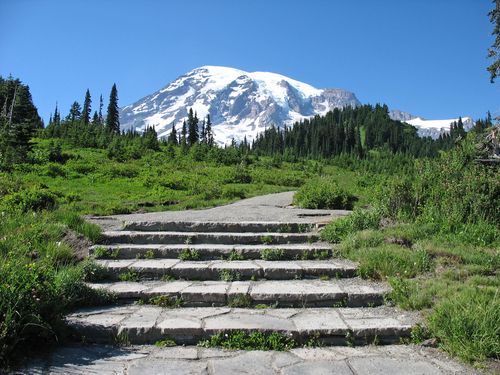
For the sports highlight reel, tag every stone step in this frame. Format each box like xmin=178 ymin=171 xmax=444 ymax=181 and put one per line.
xmin=101 ymin=231 xmax=318 ymax=245
xmin=90 ymin=243 xmax=335 ymax=260
xmin=88 ymin=278 xmax=385 ymax=307
xmin=67 ymin=305 xmax=421 ymax=346
xmin=95 ymin=259 xmax=357 ymax=281
xmin=123 ymin=220 xmax=319 ymax=233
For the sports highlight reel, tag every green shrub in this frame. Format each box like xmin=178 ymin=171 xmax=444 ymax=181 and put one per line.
xmin=293 ymin=177 xmax=357 ymax=209
xmin=1 ymin=187 xmax=57 ymax=212
xmin=320 ymin=209 xmax=380 ymax=243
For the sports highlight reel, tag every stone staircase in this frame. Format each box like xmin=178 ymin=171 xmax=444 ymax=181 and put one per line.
xmin=67 ymin=218 xmax=422 ymax=347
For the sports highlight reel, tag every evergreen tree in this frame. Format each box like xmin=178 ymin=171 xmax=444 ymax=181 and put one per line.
xmin=200 ymin=119 xmax=206 ymax=144
xmin=187 ymin=108 xmax=199 ymax=145
xmin=69 ymin=101 xmax=81 ymax=124
xmin=53 ymin=102 xmax=60 ymax=126
xmin=98 ymin=94 xmax=104 ymax=126
xmin=82 ymin=89 xmax=92 ymax=126
xmin=169 ymin=123 xmax=178 ymax=145
xmin=206 ymin=114 xmax=214 ymax=147
xmin=106 ymin=84 xmax=120 ymax=134
xmin=0 ymin=76 xmax=41 ymax=165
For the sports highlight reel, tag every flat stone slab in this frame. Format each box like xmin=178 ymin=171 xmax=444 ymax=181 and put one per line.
xmin=102 ymin=231 xmax=319 ymax=245
xmin=20 ymin=343 xmax=483 ymax=375
xmin=89 ymin=278 xmax=390 ymax=307
xmin=90 ymin=243 xmax=335 ymax=260
xmin=94 ymin=259 xmax=357 ymax=281
xmin=66 ymin=305 xmax=421 ymax=345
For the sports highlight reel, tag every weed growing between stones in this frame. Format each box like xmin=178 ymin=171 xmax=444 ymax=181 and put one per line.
xmin=198 ymin=330 xmax=324 ymax=351
xmin=118 ymin=268 xmax=140 ymax=282
xmin=219 ymin=268 xmax=242 ymax=281
xmin=136 ymin=249 xmax=155 ymax=259
xmin=260 ymin=235 xmax=273 ymax=245
xmin=155 ymin=339 xmax=177 ymax=347
xmin=227 ymin=250 xmax=244 ymax=261
xmin=227 ymin=294 xmax=253 ymax=307
xmin=178 ymin=248 xmax=200 ymax=261
xmin=313 ymin=249 xmax=330 ymax=259
xmin=276 ymin=225 xmax=292 ymax=233
xmin=260 ymin=248 xmax=285 ymax=261
xmin=94 ymin=246 xmax=119 ymax=259
xmin=149 ymin=295 xmax=185 ymax=308
xmin=110 ymin=328 xmax=130 ymax=347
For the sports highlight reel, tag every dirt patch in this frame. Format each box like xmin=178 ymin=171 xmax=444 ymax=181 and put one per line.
xmin=61 ymin=231 xmax=93 ymax=262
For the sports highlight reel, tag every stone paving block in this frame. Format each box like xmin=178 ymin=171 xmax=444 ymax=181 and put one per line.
xmin=343 ymin=284 xmax=390 ymax=307
xmin=281 ymin=360 xmax=354 ymax=375
xmin=67 ymin=312 xmax=127 ymax=340
xmin=128 ymin=360 xmax=209 ymax=375
xmin=147 ymin=280 xmax=194 ymax=297
xmin=204 ymin=311 xmax=295 ymax=334
xmin=150 ymin=346 xmax=199 ymax=359
xmin=291 ymin=310 xmax=348 ymax=336
xmin=348 ymin=357 xmax=445 ymax=375
xmin=105 ymin=281 xmax=152 ymax=298
xmin=227 ymin=280 xmax=251 ymax=295
xmin=131 ymin=259 xmax=179 ymax=273
xmin=156 ymin=317 xmax=203 ymax=338
xmin=299 ymin=260 xmax=356 ymax=277
xmin=254 ymin=260 xmax=302 ymax=279
xmin=171 ymin=261 xmax=212 ymax=279
xmin=273 ymin=351 xmax=303 ymax=369
xmin=210 ymin=351 xmax=276 ymax=375
xmin=347 ymin=317 xmax=412 ymax=338
xmin=250 ymin=280 xmax=346 ymax=305
xmin=170 ymin=306 xmax=232 ymax=320
xmin=289 ymin=347 xmax=348 ymax=361
xmin=118 ymin=306 xmax=162 ymax=343
xmin=180 ymin=281 xmax=229 ymax=305
xmin=210 ymin=260 xmax=262 ymax=278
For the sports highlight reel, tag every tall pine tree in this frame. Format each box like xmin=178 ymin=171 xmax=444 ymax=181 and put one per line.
xmin=105 ymin=84 xmax=120 ymax=134
xmin=187 ymin=108 xmax=199 ymax=145
xmin=82 ymin=89 xmax=92 ymax=126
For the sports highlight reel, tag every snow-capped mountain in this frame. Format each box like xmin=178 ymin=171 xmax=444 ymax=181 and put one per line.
xmin=119 ymin=66 xmax=361 ymax=145
xmin=389 ymin=110 xmax=474 ymax=139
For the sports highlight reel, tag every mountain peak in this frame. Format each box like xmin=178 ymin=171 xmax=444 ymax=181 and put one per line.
xmin=119 ymin=66 xmax=361 ymax=144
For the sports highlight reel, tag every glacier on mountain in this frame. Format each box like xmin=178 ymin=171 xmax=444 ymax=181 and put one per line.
xmin=119 ymin=66 xmax=361 ymax=145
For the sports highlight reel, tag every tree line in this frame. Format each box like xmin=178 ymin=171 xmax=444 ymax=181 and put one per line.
xmin=1 ymin=74 xmax=495 ymax=169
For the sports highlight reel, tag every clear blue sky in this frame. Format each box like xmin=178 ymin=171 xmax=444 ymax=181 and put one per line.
xmin=1 ymin=0 xmax=498 ymax=125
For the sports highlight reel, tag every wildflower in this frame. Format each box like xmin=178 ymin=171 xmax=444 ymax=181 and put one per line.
xmin=414 ymin=262 xmax=417 ymax=266
xmin=33 ymin=213 xmax=36 ymax=217
xmin=36 ymin=298 xmax=40 ymax=302
xmin=56 ymin=242 xmax=61 ymax=247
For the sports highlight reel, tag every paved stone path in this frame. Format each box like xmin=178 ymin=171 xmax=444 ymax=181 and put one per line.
xmin=20 ymin=343 xmax=482 ymax=374
xmin=19 ymin=192 xmax=483 ymax=374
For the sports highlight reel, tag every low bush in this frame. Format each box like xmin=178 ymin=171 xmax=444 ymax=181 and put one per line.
xmin=293 ymin=177 xmax=357 ymax=209
xmin=320 ymin=209 xmax=380 ymax=243
xmin=1 ymin=187 xmax=57 ymax=213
